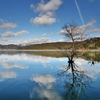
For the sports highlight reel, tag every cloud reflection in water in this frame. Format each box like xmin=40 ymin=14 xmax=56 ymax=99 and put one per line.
xmin=30 ymin=74 xmax=63 ymax=100
xmin=0 ymin=71 xmax=17 ymax=82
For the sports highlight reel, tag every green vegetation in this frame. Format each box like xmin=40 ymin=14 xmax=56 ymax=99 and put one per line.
xmin=23 ymin=50 xmax=100 ymax=62
xmin=23 ymin=51 xmax=64 ymax=57
xmin=19 ymin=37 xmax=100 ymax=50
xmin=19 ymin=42 xmax=73 ymax=50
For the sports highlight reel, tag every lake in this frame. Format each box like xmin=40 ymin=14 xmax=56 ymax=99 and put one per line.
xmin=0 ymin=50 xmax=100 ymax=100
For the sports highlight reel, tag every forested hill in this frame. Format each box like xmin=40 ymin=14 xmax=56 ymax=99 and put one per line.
xmin=19 ymin=37 xmax=100 ymax=50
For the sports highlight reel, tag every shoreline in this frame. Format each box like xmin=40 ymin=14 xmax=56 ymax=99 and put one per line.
xmin=0 ymin=49 xmax=100 ymax=52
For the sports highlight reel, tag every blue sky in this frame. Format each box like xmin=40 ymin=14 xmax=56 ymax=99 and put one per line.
xmin=0 ymin=0 xmax=100 ymax=45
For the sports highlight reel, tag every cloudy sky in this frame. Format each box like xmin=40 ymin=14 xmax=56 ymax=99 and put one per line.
xmin=0 ymin=0 xmax=100 ymax=45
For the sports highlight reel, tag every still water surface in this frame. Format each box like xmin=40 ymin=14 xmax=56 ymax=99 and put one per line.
xmin=0 ymin=51 xmax=100 ymax=100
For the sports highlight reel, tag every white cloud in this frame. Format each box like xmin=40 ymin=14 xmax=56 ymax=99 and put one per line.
xmin=0 ymin=18 xmax=29 ymax=43
xmin=31 ymin=74 xmax=55 ymax=85
xmin=57 ymin=39 xmax=64 ymax=42
xmin=19 ymin=37 xmax=49 ymax=45
xmin=0 ymin=30 xmax=29 ymax=37
xmin=0 ymin=23 xmax=17 ymax=29
xmin=33 ymin=0 xmax=62 ymax=13
xmin=30 ymin=15 xmax=56 ymax=26
xmin=45 ymin=12 xmax=55 ymax=17
xmin=0 ymin=38 xmax=8 ymax=41
xmin=80 ymin=20 xmax=96 ymax=29
xmin=0 ymin=18 xmax=17 ymax=29
xmin=30 ymin=0 xmax=62 ymax=26
xmin=42 ymin=33 xmax=47 ymax=37
xmin=1 ymin=37 xmax=49 ymax=45
xmin=80 ymin=20 xmax=100 ymax=34
xmin=87 ymin=28 xmax=100 ymax=33
xmin=0 ymin=71 xmax=17 ymax=82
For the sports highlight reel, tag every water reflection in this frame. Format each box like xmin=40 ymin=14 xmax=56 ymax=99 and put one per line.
xmin=0 ymin=51 xmax=100 ymax=100
xmin=1 ymin=62 xmax=28 ymax=69
xmin=56 ymin=50 xmax=93 ymax=100
xmin=30 ymin=74 xmax=63 ymax=100
xmin=0 ymin=71 xmax=17 ymax=82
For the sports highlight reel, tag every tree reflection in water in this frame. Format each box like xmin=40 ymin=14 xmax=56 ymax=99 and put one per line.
xmin=56 ymin=50 xmax=93 ymax=100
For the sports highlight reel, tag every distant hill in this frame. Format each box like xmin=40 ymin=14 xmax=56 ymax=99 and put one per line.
xmin=19 ymin=37 xmax=100 ymax=50
xmin=0 ymin=37 xmax=100 ymax=50
xmin=0 ymin=44 xmax=19 ymax=49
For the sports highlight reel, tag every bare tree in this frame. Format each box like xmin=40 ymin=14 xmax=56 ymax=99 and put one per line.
xmin=61 ymin=21 xmax=86 ymax=43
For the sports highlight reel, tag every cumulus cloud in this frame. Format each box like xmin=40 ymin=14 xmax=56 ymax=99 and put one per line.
xmin=0 ymin=30 xmax=29 ymax=37
xmin=0 ymin=18 xmax=17 ymax=29
xmin=32 ymin=0 xmax=62 ymax=13
xmin=30 ymin=15 xmax=56 ymax=26
xmin=30 ymin=0 xmax=62 ymax=26
xmin=0 ymin=23 xmax=17 ymax=29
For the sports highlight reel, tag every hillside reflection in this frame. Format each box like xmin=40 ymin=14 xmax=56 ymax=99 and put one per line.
xmin=56 ymin=50 xmax=93 ymax=100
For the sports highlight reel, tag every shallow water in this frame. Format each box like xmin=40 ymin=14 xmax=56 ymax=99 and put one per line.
xmin=0 ymin=51 xmax=100 ymax=100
